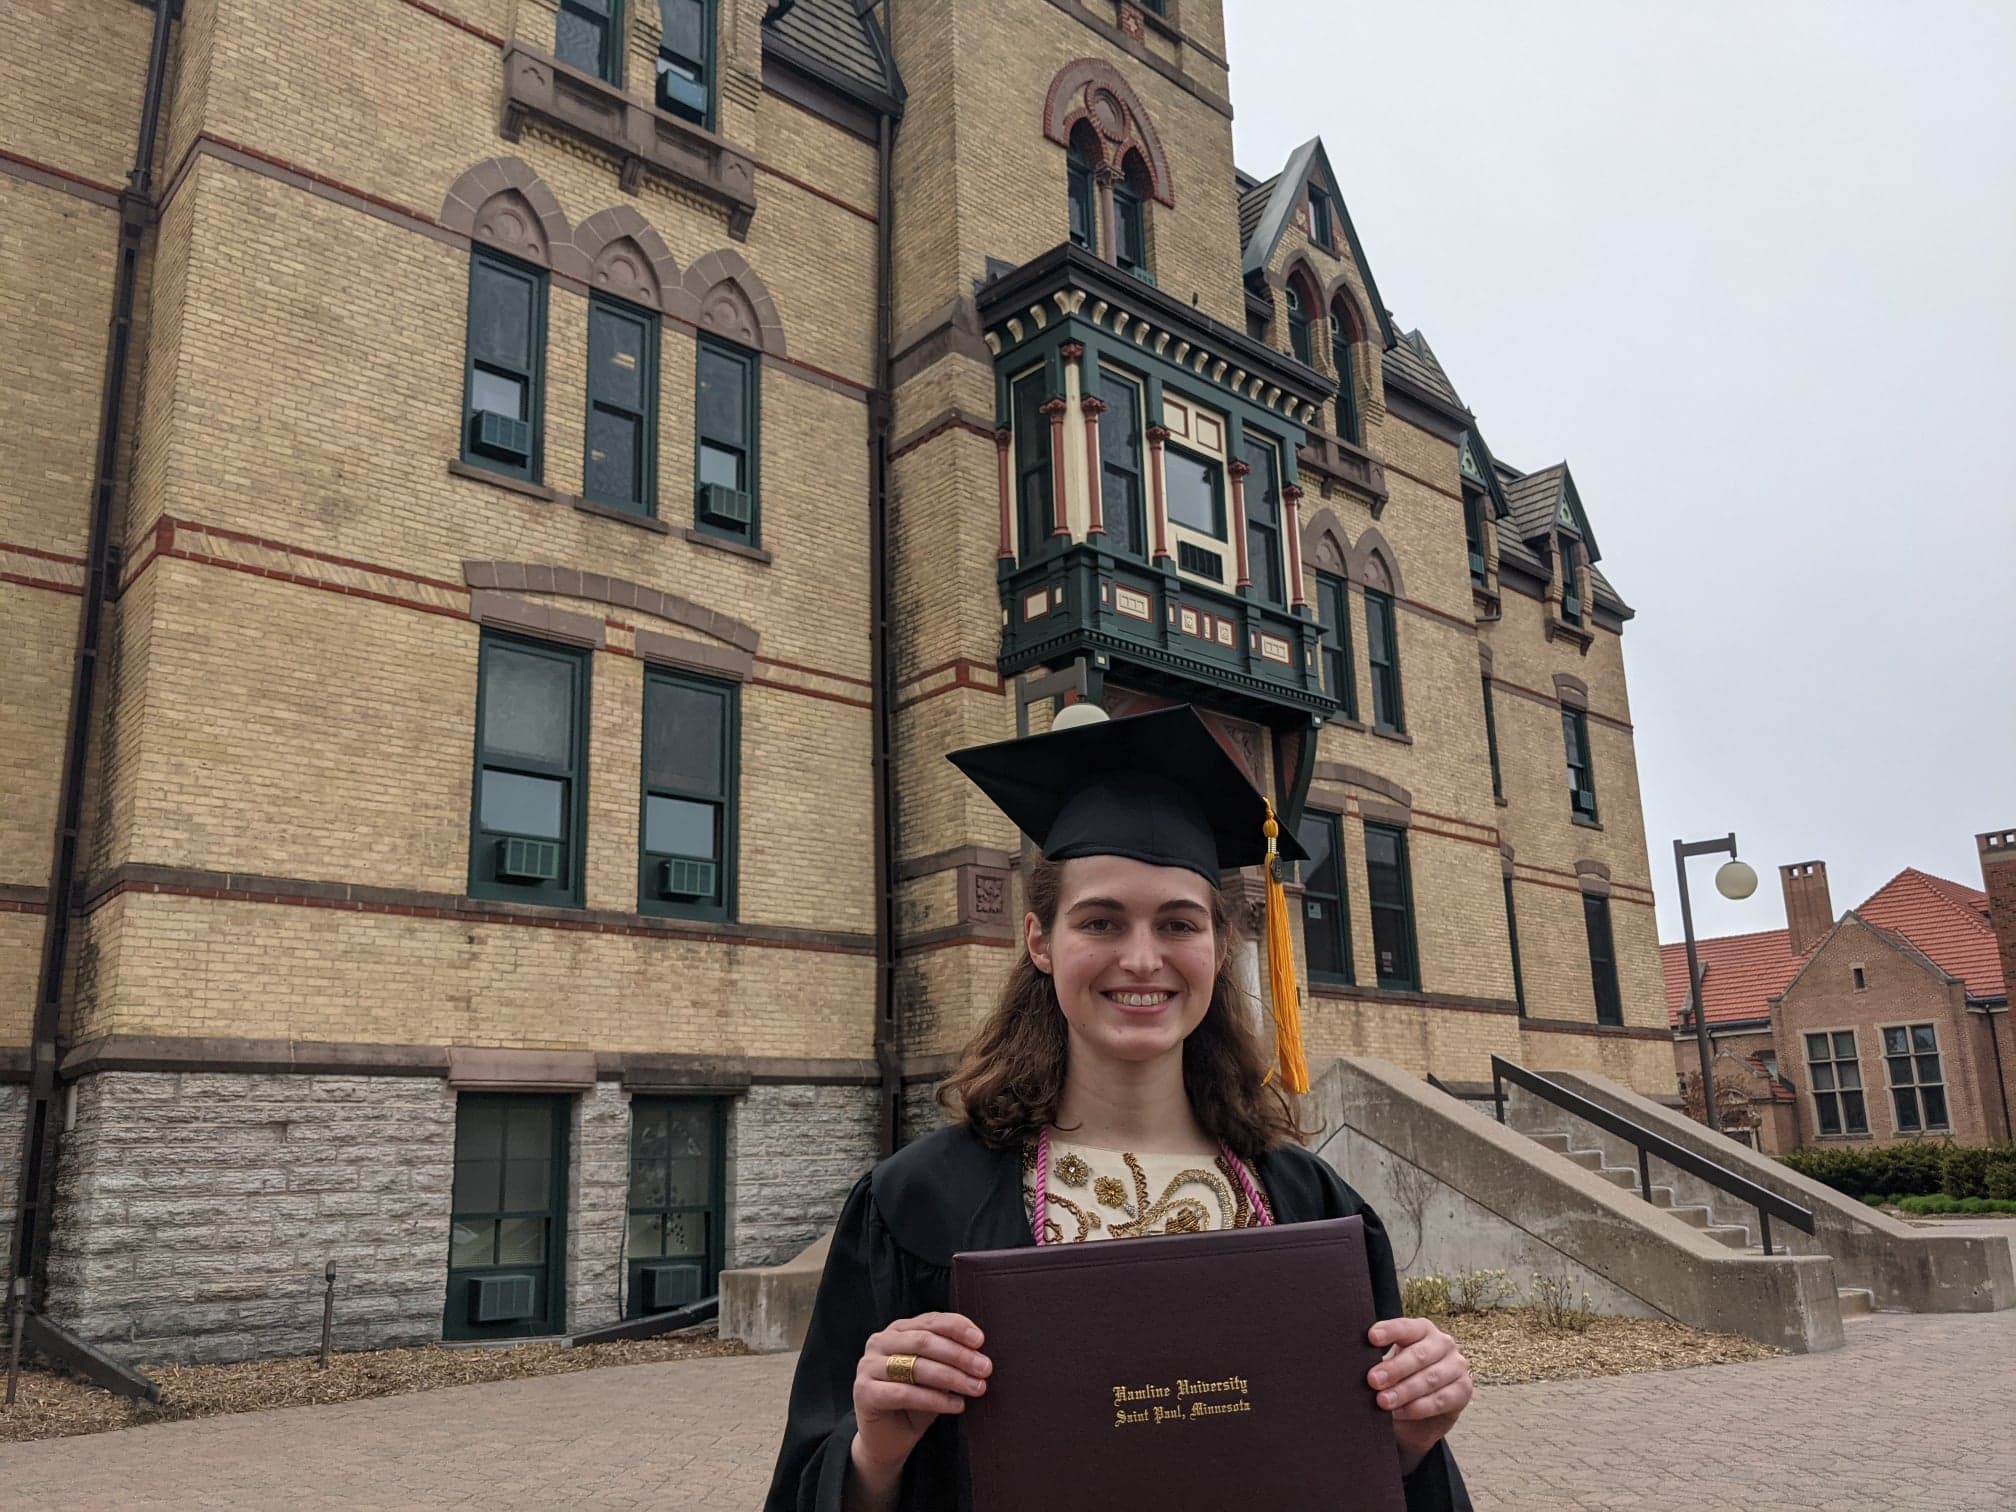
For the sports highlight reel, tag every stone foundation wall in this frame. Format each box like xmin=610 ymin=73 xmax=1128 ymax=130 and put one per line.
xmin=726 ymin=1084 xmax=878 ymax=1269
xmin=1 ymin=1082 xmax=25 ymax=1279
xmin=44 ymin=1072 xmax=458 ymax=1365
xmin=901 ymin=1078 xmax=950 ymax=1147
xmin=568 ymin=1080 xmax=630 ymax=1329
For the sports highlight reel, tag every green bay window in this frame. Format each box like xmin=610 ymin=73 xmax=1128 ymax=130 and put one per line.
xmin=1241 ymin=433 xmax=1284 ymax=605
xmin=1365 ymin=587 xmax=1404 ymax=733
xmin=695 ymin=336 xmax=760 ymax=543
xmin=558 ymin=0 xmax=622 ymax=82
xmin=639 ymin=668 xmax=738 ymax=919
xmin=1012 ymin=368 xmax=1053 ymax=558
xmin=470 ymin=633 xmax=588 ymax=906
xmin=1164 ymin=447 xmax=1226 ymax=583
xmin=584 ymin=296 xmax=658 ymax=515
xmin=1097 ymin=371 xmax=1145 ymax=557
xmin=1315 ymin=571 xmax=1355 ymax=720
xmin=1583 ymin=893 xmax=1622 ymax=1025
xmin=657 ymin=0 xmax=714 ymax=126
xmin=1364 ymin=824 xmax=1417 ymax=990
xmin=1296 ymin=810 xmax=1352 ymax=984
xmin=1563 ymin=707 xmax=1598 ymax=821
xmin=462 ymin=250 xmax=547 ymax=482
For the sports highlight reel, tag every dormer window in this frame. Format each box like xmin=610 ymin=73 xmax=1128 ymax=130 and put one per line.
xmin=1559 ymin=537 xmax=1583 ymax=624
xmin=1463 ymin=491 xmax=1488 ymax=586
xmin=1309 ymin=187 xmax=1335 ymax=251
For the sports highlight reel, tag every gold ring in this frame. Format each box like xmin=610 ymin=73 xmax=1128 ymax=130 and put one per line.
xmin=884 ymin=1352 xmax=918 ymax=1385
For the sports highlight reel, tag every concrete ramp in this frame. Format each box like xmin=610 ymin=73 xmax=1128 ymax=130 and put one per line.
xmin=720 ymin=1229 xmax=831 ymax=1354
xmin=1307 ymin=1057 xmax=1845 ymax=1353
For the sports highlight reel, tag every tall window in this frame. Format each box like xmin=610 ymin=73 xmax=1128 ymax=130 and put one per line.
xmin=1464 ymin=491 xmax=1488 ymax=585
xmin=1097 ymin=371 xmax=1145 ymax=558
xmin=1482 ymin=676 xmax=1502 ymax=799
xmin=1805 ymin=1030 xmax=1868 ymax=1137
xmin=1559 ymin=538 xmax=1583 ymax=623
xmin=446 ymin=1095 xmax=567 ymax=1340
xmin=1012 ymin=368 xmax=1052 ymax=558
xmin=1285 ymin=281 xmax=1312 ymax=365
xmin=462 ymin=250 xmax=547 ymax=482
xmin=1365 ymin=586 xmax=1404 ymax=733
xmin=1296 ymin=811 xmax=1352 ymax=984
xmin=640 ymin=669 xmax=738 ymax=920
xmin=1114 ymin=157 xmax=1151 ymax=284
xmin=470 ymin=633 xmax=588 ymax=906
xmin=1163 ymin=449 xmax=1224 ymax=537
xmin=657 ymin=0 xmax=713 ymax=126
xmin=1330 ymin=306 xmax=1359 ymax=442
xmin=1503 ymin=877 xmax=1525 ymax=1014
xmin=1563 ymin=708 xmax=1597 ymax=821
xmin=558 ymin=0 xmax=622 ymax=82
xmin=695 ymin=337 xmax=760 ymax=543
xmin=1067 ymin=129 xmax=1099 ymax=252
xmin=1308 ymin=187 xmax=1335 ymax=250
xmin=1883 ymin=1024 xmax=1949 ymax=1133
xmin=1315 ymin=572 xmax=1355 ymax=720
xmin=584 ymin=297 xmax=657 ymax=515
xmin=1241 ymin=434 xmax=1283 ymax=605
xmin=1364 ymin=824 xmax=1417 ymax=990
xmin=626 ymin=1098 xmax=724 ymax=1316
xmin=1584 ymin=894 xmax=1622 ymax=1026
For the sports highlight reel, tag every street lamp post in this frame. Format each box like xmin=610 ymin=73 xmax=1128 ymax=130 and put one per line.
xmin=1674 ymin=834 xmax=1759 ymax=1132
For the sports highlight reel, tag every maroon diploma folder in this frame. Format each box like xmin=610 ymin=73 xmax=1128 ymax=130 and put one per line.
xmin=951 ymin=1216 xmax=1405 ymax=1511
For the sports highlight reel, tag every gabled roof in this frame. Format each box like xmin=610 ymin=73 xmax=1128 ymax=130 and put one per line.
xmin=1237 ymin=138 xmax=1396 ymax=347
xmin=1858 ymin=868 xmax=2003 ymax=1000
xmin=763 ymin=0 xmax=904 ymax=112
xmin=1501 ymin=463 xmax=1601 ymax=561
xmin=1459 ymin=428 xmax=1510 ymax=519
xmin=1384 ymin=328 xmax=1465 ymax=414
xmin=1662 ymin=928 xmax=1807 ymax=1028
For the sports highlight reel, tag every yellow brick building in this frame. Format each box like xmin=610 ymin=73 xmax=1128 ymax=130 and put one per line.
xmin=2 ymin=0 xmax=1670 ymax=1362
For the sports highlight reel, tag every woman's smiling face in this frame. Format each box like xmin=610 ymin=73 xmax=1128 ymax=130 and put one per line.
xmin=1027 ymin=854 xmax=1224 ymax=1067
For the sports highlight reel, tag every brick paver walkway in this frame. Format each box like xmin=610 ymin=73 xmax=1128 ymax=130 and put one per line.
xmin=4 ymin=1309 xmax=2013 ymax=1508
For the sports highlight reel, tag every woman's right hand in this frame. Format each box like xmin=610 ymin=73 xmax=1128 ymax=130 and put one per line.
xmin=848 ymin=1312 xmax=992 ymax=1503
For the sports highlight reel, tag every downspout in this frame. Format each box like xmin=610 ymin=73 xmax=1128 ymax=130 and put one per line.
xmin=1979 ymin=1004 xmax=2012 ymax=1146
xmin=868 ymin=5 xmax=902 ymax=1159
xmin=7 ymin=0 xmax=175 ymax=1336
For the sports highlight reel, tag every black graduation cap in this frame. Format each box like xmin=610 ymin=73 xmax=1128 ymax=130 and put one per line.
xmin=947 ymin=705 xmax=1308 ymax=886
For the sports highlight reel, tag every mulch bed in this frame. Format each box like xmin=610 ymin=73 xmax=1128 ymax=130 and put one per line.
xmin=0 ymin=1329 xmax=747 ymax=1444
xmin=1444 ymin=1308 xmax=1779 ymax=1385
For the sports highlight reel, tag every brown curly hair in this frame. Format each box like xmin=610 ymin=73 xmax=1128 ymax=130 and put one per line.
xmin=936 ymin=856 xmax=1309 ymax=1161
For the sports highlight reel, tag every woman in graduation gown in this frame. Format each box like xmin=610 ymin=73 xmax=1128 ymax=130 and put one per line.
xmin=766 ymin=706 xmax=1474 ymax=1511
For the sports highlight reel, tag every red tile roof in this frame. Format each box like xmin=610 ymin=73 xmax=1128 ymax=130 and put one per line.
xmin=1663 ymin=867 xmax=2008 ymax=1027
xmin=1857 ymin=868 xmax=2004 ymax=1000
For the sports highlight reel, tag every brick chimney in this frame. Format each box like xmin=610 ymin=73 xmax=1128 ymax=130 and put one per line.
xmin=1780 ymin=861 xmax=1834 ymax=956
xmin=1979 ymin=829 xmax=2016 ymax=1001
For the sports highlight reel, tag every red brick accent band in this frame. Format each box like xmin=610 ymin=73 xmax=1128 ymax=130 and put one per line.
xmin=0 ymin=146 xmax=122 ymax=208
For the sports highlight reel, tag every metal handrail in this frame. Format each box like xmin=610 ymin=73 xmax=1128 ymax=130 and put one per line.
xmin=1490 ymin=1056 xmax=1815 ymax=1256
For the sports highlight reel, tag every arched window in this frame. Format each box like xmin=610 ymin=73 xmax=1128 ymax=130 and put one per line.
xmin=1329 ymin=299 xmax=1361 ymax=442
xmin=1067 ymin=124 xmax=1100 ymax=253
xmin=1285 ymin=280 xmax=1313 ymax=365
xmin=1114 ymin=151 xmax=1153 ymax=285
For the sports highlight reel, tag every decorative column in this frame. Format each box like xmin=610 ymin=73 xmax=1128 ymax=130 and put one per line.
xmin=1041 ymin=398 xmax=1071 ymax=538
xmin=994 ymin=427 xmax=1014 ymax=561
xmin=1080 ymin=397 xmax=1108 ymax=539
xmin=1145 ymin=424 xmax=1172 ymax=564
xmin=1281 ymin=483 xmax=1307 ymax=608
xmin=1227 ymin=459 xmax=1252 ymax=590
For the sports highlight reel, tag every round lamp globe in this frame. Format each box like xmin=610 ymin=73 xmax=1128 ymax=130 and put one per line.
xmin=1715 ymin=859 xmax=1759 ymax=901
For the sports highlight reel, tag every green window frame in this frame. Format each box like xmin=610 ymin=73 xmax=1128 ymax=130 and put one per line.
xmin=1096 ymin=370 xmax=1146 ymax=558
xmin=1583 ymin=893 xmax=1622 ymax=1026
xmin=1330 ymin=310 xmax=1359 ymax=442
xmin=584 ymin=295 xmax=658 ymax=515
xmin=1364 ymin=823 xmax=1417 ymax=991
xmin=626 ymin=1097 xmax=726 ymax=1315
xmin=1365 ymin=587 xmax=1404 ymax=733
xmin=1163 ymin=446 xmax=1224 ymax=539
xmin=1241 ymin=432 xmax=1284 ymax=606
xmin=1464 ymin=491 xmax=1488 ymax=585
xmin=445 ymin=1093 xmax=568 ymax=1341
xmin=694 ymin=335 xmax=761 ymax=544
xmin=1563 ymin=707 xmax=1598 ymax=821
xmin=1315 ymin=571 xmax=1356 ymax=720
xmin=1804 ymin=1030 xmax=1868 ymax=1136
xmin=461 ymin=249 xmax=548 ymax=483
xmin=1559 ymin=538 xmax=1583 ymax=623
xmin=1882 ymin=1024 xmax=1949 ymax=1133
xmin=1068 ymin=135 xmax=1099 ymax=252
xmin=1285 ymin=282 xmax=1312 ymax=366
xmin=469 ymin=632 xmax=589 ymax=907
xmin=1309 ymin=187 xmax=1335 ymax=250
xmin=657 ymin=0 xmax=714 ymax=127
xmin=558 ymin=0 xmax=623 ymax=83
xmin=1114 ymin=182 xmax=1150 ymax=284
xmin=1483 ymin=676 xmax=1502 ymax=799
xmin=1503 ymin=876 xmax=1525 ymax=1014
xmin=1012 ymin=367 xmax=1053 ymax=558
xmin=1295 ymin=810 xmax=1352 ymax=985
xmin=639 ymin=667 xmax=738 ymax=920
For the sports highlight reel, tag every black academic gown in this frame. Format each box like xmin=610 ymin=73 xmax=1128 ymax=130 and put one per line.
xmin=764 ymin=1124 xmax=1473 ymax=1511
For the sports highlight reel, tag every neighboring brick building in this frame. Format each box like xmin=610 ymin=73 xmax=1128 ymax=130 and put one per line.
xmin=1666 ymin=838 xmax=2016 ymax=1154
xmin=4 ymin=0 xmax=1670 ymax=1363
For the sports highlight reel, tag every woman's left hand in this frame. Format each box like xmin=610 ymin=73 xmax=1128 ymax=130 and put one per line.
xmin=1366 ymin=1316 xmax=1473 ymax=1474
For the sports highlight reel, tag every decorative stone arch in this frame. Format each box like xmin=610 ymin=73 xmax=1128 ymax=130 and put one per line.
xmin=1277 ymin=254 xmax=1325 ymax=366
xmin=682 ymin=249 xmax=786 ymax=357
xmin=1324 ymin=277 xmax=1370 ymax=344
xmin=1350 ymin=524 xmax=1407 ymax=600
xmin=1575 ymin=860 xmax=1613 ymax=898
xmin=573 ymin=206 xmax=683 ymax=315
xmin=1302 ymin=505 xmax=1351 ymax=578
xmin=439 ymin=158 xmax=585 ymax=278
xmin=1552 ymin=672 xmax=1590 ymax=709
xmin=1041 ymin=58 xmax=1175 ymax=206
xmin=461 ymin=561 xmax=760 ymax=662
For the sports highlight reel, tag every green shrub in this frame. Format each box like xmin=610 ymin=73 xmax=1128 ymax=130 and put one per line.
xmin=1402 ymin=1274 xmax=1451 ymax=1317
xmin=1942 ymin=1146 xmax=1994 ymax=1200
xmin=1894 ymin=1194 xmax=2016 ymax=1216
xmin=1781 ymin=1141 xmax=1953 ymax=1200
xmin=1987 ymin=1157 xmax=2016 ymax=1203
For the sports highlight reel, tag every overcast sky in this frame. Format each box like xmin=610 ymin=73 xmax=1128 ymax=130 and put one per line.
xmin=1225 ymin=0 xmax=2016 ymax=942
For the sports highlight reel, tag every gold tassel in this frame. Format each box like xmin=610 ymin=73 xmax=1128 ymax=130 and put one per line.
xmin=1262 ymin=799 xmax=1310 ymax=1096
